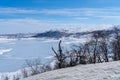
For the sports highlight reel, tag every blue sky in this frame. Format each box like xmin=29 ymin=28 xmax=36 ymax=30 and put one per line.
xmin=0 ymin=0 xmax=120 ymax=33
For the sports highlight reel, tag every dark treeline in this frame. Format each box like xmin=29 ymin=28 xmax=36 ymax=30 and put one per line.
xmin=52 ymin=27 xmax=120 ymax=69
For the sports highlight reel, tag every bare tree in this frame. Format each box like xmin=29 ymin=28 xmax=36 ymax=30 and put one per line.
xmin=111 ymin=27 xmax=120 ymax=61
xmin=76 ymin=44 xmax=87 ymax=64
xmin=66 ymin=49 xmax=78 ymax=66
xmin=88 ymin=31 xmax=104 ymax=63
xmin=91 ymin=32 xmax=100 ymax=63
xmin=21 ymin=68 xmax=28 ymax=78
xmin=52 ymin=40 xmax=67 ymax=68
xmin=12 ymin=75 xmax=20 ymax=80
xmin=2 ymin=75 xmax=9 ymax=80
xmin=25 ymin=58 xmax=42 ymax=75
xmin=99 ymin=37 xmax=109 ymax=62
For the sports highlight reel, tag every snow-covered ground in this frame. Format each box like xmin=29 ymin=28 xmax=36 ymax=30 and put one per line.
xmin=22 ymin=61 xmax=120 ymax=80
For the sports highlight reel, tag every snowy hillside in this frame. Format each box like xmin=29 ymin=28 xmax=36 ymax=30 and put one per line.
xmin=21 ymin=61 xmax=120 ymax=80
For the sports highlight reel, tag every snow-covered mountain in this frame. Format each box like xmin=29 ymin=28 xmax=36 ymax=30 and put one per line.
xmin=0 ymin=26 xmax=118 ymax=39
xmin=33 ymin=26 xmax=120 ymax=39
xmin=21 ymin=61 xmax=120 ymax=80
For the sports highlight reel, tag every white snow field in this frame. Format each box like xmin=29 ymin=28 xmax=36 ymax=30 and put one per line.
xmin=22 ymin=61 xmax=120 ymax=80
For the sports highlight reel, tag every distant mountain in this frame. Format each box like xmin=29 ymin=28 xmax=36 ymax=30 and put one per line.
xmin=0 ymin=26 xmax=119 ymax=39
xmin=32 ymin=27 xmax=120 ymax=39
xmin=0 ymin=33 xmax=35 ymax=39
xmin=33 ymin=30 xmax=69 ymax=38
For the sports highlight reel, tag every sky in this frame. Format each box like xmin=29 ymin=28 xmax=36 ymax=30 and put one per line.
xmin=0 ymin=0 xmax=120 ymax=33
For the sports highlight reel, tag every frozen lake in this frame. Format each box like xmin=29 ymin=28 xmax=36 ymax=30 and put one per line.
xmin=0 ymin=38 xmax=84 ymax=72
xmin=0 ymin=38 xmax=59 ymax=72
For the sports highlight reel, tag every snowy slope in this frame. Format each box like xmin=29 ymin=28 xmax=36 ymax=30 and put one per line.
xmin=21 ymin=61 xmax=120 ymax=80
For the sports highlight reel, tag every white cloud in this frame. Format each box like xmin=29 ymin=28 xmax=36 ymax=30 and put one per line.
xmin=0 ymin=7 xmax=120 ymax=18
xmin=0 ymin=7 xmax=39 ymax=14
xmin=75 ymin=17 xmax=89 ymax=20
xmin=97 ymin=15 xmax=120 ymax=19
xmin=0 ymin=18 xmax=114 ymax=33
